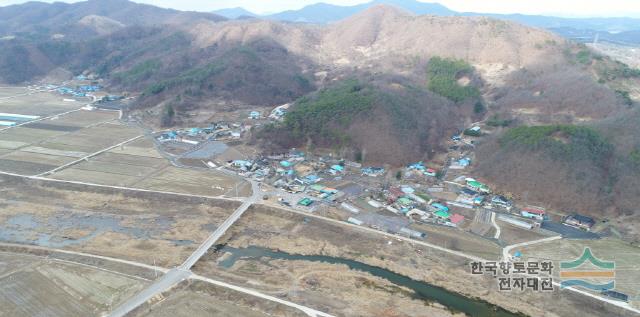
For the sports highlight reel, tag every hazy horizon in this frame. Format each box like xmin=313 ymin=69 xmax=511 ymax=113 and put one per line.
xmin=0 ymin=0 xmax=639 ymax=18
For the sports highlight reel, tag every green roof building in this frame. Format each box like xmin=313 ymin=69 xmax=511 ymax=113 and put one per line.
xmin=467 ymin=180 xmax=490 ymax=193
xmin=397 ymin=197 xmax=413 ymax=206
xmin=298 ymin=198 xmax=313 ymax=206
xmin=434 ymin=210 xmax=450 ymax=219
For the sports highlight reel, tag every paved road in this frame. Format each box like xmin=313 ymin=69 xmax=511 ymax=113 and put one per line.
xmin=502 ymin=235 xmax=562 ymax=262
xmin=541 ymin=221 xmax=601 ymax=239
xmin=181 ymin=180 xmax=260 ymax=269
xmin=261 ymin=200 xmax=487 ymax=262
xmin=491 ymin=211 xmax=501 ymax=239
xmin=37 ymin=134 xmax=144 ymax=177
xmin=108 ymin=180 xmax=261 ymax=317
xmin=108 ymin=268 xmax=191 ymax=317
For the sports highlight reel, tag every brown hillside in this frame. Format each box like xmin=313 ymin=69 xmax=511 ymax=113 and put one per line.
xmin=186 ymin=5 xmax=566 ymax=70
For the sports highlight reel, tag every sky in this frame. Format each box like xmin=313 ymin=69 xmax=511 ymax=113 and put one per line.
xmin=1 ymin=0 xmax=639 ymax=18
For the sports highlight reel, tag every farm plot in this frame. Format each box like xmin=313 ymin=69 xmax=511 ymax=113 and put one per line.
xmin=109 ymin=137 xmax=165 ymax=158
xmin=0 ymin=111 xmax=135 ymax=175
xmin=0 ymin=87 xmax=29 ymax=98
xmin=0 ymin=91 xmax=84 ymax=117
xmin=47 ymin=109 xmax=119 ymax=127
xmin=0 ymin=126 xmax=68 ymax=144
xmin=132 ymin=280 xmax=307 ymax=317
xmin=0 ymin=151 xmax=76 ymax=175
xmin=41 ymin=122 xmax=140 ymax=153
xmin=0 ymin=252 xmax=147 ymax=317
xmin=48 ymin=133 xmax=249 ymax=197
xmin=133 ymin=166 xmax=250 ymax=197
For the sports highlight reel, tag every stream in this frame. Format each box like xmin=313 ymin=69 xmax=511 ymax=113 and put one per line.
xmin=216 ymin=245 xmax=524 ymax=317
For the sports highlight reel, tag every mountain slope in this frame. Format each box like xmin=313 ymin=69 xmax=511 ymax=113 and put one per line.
xmin=259 ymin=78 xmax=462 ymax=164
xmin=0 ymin=0 xmax=225 ymax=38
xmin=475 ymin=115 xmax=640 ymax=242
xmin=221 ymin=0 xmax=640 ymax=45
xmin=252 ymin=0 xmax=640 ymax=33
xmin=265 ymin=0 xmax=453 ymax=23
xmin=1 ymin=1 xmax=639 ymax=238
xmin=212 ymin=7 xmax=257 ymax=19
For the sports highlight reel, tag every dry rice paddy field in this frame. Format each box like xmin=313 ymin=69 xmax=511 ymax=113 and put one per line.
xmin=0 ymin=109 xmax=137 ymax=175
xmin=49 ymin=137 xmax=251 ymax=197
xmin=520 ymin=238 xmax=640 ymax=300
xmin=0 ymin=87 xmax=250 ymax=197
xmin=131 ymin=280 xmax=307 ymax=317
xmin=0 ymin=88 xmax=84 ymax=117
xmin=0 ymin=251 xmax=148 ymax=317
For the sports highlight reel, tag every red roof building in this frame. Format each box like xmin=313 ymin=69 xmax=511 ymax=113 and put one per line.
xmin=522 ymin=207 xmax=545 ymax=215
xmin=450 ymin=213 xmax=465 ymax=225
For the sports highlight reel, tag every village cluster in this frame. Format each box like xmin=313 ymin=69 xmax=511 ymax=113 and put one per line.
xmin=151 ymin=105 xmax=598 ymax=242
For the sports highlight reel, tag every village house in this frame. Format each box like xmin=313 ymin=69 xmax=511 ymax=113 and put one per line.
xmin=564 ymin=214 xmax=595 ymax=231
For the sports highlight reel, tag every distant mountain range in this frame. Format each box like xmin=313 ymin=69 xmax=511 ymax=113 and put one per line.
xmin=213 ymin=0 xmax=640 ymax=45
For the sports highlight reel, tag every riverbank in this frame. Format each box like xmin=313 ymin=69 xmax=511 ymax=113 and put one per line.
xmin=217 ymin=245 xmax=524 ymax=317
xmin=197 ymin=205 xmax=637 ymax=317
